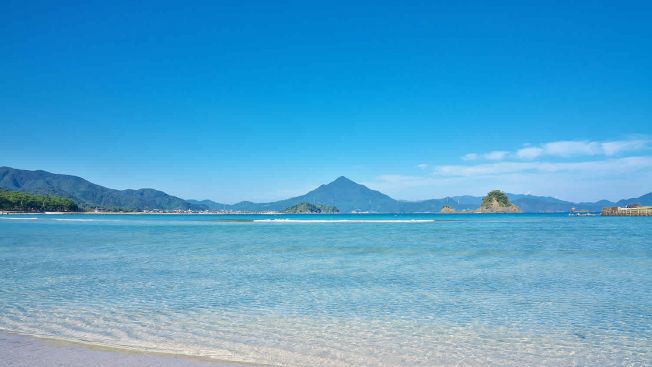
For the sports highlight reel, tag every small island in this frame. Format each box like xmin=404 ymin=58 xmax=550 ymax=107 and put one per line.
xmin=439 ymin=190 xmax=520 ymax=214
xmin=478 ymin=190 xmax=520 ymax=213
xmin=282 ymin=202 xmax=339 ymax=214
xmin=440 ymin=205 xmax=456 ymax=214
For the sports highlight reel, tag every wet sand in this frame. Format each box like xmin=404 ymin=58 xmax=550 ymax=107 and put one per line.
xmin=0 ymin=332 xmax=254 ymax=367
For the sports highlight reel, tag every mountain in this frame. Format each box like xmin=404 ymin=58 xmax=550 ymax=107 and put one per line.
xmin=219 ymin=176 xmax=621 ymax=213
xmin=0 ymin=167 xmax=206 ymax=211
xmin=282 ymin=202 xmax=339 ymax=214
xmin=228 ymin=176 xmax=400 ymax=212
xmin=615 ymin=193 xmax=652 ymax=207
xmin=215 ymin=178 xmax=648 ymax=213
xmin=224 ymin=177 xmax=480 ymax=213
xmin=2 ymin=166 xmax=649 ymax=213
xmin=186 ymin=199 xmax=229 ymax=211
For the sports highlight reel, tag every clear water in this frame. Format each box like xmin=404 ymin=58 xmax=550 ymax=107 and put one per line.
xmin=0 ymin=214 xmax=650 ymax=366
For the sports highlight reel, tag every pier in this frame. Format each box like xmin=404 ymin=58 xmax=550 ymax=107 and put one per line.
xmin=601 ymin=206 xmax=652 ymax=216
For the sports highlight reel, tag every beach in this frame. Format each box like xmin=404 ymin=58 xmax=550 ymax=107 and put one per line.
xmin=1 ymin=213 xmax=651 ymax=366
xmin=0 ymin=332 xmax=249 ymax=367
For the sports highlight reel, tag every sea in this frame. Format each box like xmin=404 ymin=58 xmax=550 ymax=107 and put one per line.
xmin=0 ymin=213 xmax=650 ymax=366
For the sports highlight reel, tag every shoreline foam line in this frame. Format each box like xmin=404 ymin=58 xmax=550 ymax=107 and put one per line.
xmin=252 ymin=219 xmax=435 ymax=223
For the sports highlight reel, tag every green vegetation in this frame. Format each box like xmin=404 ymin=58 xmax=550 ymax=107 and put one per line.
xmin=0 ymin=189 xmax=79 ymax=212
xmin=479 ymin=190 xmax=520 ymax=213
xmin=0 ymin=167 xmax=205 ymax=211
xmin=282 ymin=202 xmax=339 ymax=214
xmin=482 ymin=190 xmax=511 ymax=207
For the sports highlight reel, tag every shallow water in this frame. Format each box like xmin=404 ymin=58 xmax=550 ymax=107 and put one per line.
xmin=1 ymin=214 xmax=651 ymax=366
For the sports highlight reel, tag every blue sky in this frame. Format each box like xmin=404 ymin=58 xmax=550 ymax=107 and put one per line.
xmin=2 ymin=1 xmax=651 ymax=202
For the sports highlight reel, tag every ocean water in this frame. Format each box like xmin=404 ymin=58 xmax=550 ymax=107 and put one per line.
xmin=0 ymin=213 xmax=650 ymax=366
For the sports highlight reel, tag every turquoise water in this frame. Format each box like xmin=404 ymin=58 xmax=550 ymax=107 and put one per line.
xmin=0 ymin=214 xmax=650 ymax=366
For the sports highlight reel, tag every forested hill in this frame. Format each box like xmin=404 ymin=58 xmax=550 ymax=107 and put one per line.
xmin=0 ymin=167 xmax=206 ymax=211
xmin=0 ymin=190 xmax=79 ymax=212
xmin=3 ymin=166 xmax=651 ymax=213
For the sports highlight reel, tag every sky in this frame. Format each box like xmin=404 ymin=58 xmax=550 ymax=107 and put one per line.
xmin=2 ymin=1 xmax=651 ymax=203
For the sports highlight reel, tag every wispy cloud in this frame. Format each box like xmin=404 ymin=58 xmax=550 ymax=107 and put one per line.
xmin=434 ymin=156 xmax=652 ymax=177
xmin=368 ymin=137 xmax=652 ymax=202
xmin=461 ymin=151 xmax=510 ymax=161
xmin=484 ymin=150 xmax=510 ymax=161
xmin=465 ymin=138 xmax=650 ymax=161
xmin=516 ymin=139 xmax=650 ymax=160
xmin=516 ymin=147 xmax=544 ymax=159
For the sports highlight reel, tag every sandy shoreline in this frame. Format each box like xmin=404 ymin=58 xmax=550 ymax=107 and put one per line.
xmin=0 ymin=331 xmax=260 ymax=367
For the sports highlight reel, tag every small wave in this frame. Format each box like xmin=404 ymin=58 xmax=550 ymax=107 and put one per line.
xmin=0 ymin=217 xmax=38 ymax=220
xmin=53 ymin=218 xmax=100 ymax=222
xmin=252 ymin=219 xmax=435 ymax=223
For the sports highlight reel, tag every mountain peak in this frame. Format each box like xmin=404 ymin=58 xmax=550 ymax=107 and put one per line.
xmin=329 ymin=176 xmax=357 ymax=186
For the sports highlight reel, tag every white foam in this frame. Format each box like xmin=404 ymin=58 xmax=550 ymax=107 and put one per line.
xmin=53 ymin=218 xmax=100 ymax=222
xmin=252 ymin=219 xmax=435 ymax=223
xmin=0 ymin=217 xmax=38 ymax=220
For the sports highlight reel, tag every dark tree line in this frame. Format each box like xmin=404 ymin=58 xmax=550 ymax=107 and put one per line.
xmin=0 ymin=190 xmax=79 ymax=212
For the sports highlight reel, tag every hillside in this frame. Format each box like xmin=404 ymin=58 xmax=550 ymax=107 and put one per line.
xmin=193 ymin=177 xmax=649 ymax=213
xmin=615 ymin=193 xmax=652 ymax=207
xmin=228 ymin=176 xmax=400 ymax=212
xmin=282 ymin=202 xmax=339 ymax=214
xmin=3 ymin=166 xmax=649 ymax=213
xmin=478 ymin=190 xmax=521 ymax=213
xmin=0 ymin=167 xmax=206 ymax=211
xmin=0 ymin=189 xmax=79 ymax=212
xmin=187 ymin=199 xmax=229 ymax=210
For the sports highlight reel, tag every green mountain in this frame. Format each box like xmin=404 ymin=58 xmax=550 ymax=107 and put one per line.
xmin=282 ymin=202 xmax=339 ymax=214
xmin=228 ymin=176 xmax=401 ymax=212
xmin=0 ymin=189 xmax=79 ymax=212
xmin=0 ymin=167 xmax=206 ymax=211
xmin=186 ymin=199 xmax=229 ymax=210
xmin=3 ymin=166 xmax=650 ymax=213
xmin=615 ymin=193 xmax=652 ymax=207
xmin=198 ymin=176 xmax=650 ymax=213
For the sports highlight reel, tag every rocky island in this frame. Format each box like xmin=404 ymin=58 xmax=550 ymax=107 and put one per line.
xmin=282 ymin=202 xmax=339 ymax=214
xmin=478 ymin=190 xmax=521 ymax=213
xmin=440 ymin=205 xmax=456 ymax=214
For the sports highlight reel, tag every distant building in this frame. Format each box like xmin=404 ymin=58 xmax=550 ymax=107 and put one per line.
xmin=601 ymin=205 xmax=652 ymax=216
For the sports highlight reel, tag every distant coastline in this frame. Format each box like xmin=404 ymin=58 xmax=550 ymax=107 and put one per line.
xmin=2 ymin=166 xmax=650 ymax=214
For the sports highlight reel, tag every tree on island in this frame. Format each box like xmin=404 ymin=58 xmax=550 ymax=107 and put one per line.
xmin=478 ymin=190 xmax=520 ymax=213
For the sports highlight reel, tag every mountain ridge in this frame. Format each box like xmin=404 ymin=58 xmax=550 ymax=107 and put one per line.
xmin=0 ymin=166 xmax=206 ymax=211
xmin=1 ymin=166 xmax=650 ymax=213
xmin=196 ymin=177 xmax=650 ymax=213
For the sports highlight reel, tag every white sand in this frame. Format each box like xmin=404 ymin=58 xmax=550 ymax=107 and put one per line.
xmin=0 ymin=332 xmax=255 ymax=367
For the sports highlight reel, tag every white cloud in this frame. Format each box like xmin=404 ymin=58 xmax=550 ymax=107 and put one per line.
xmin=483 ymin=150 xmax=509 ymax=161
xmin=434 ymin=156 xmax=652 ymax=177
xmin=417 ymin=163 xmax=429 ymax=170
xmin=516 ymin=147 xmax=544 ymax=159
xmin=369 ymin=156 xmax=652 ymax=201
xmin=601 ymin=139 xmax=650 ymax=156
xmin=540 ymin=141 xmax=601 ymax=157
xmin=463 ymin=138 xmax=650 ymax=161
xmin=375 ymin=137 xmax=652 ymax=202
